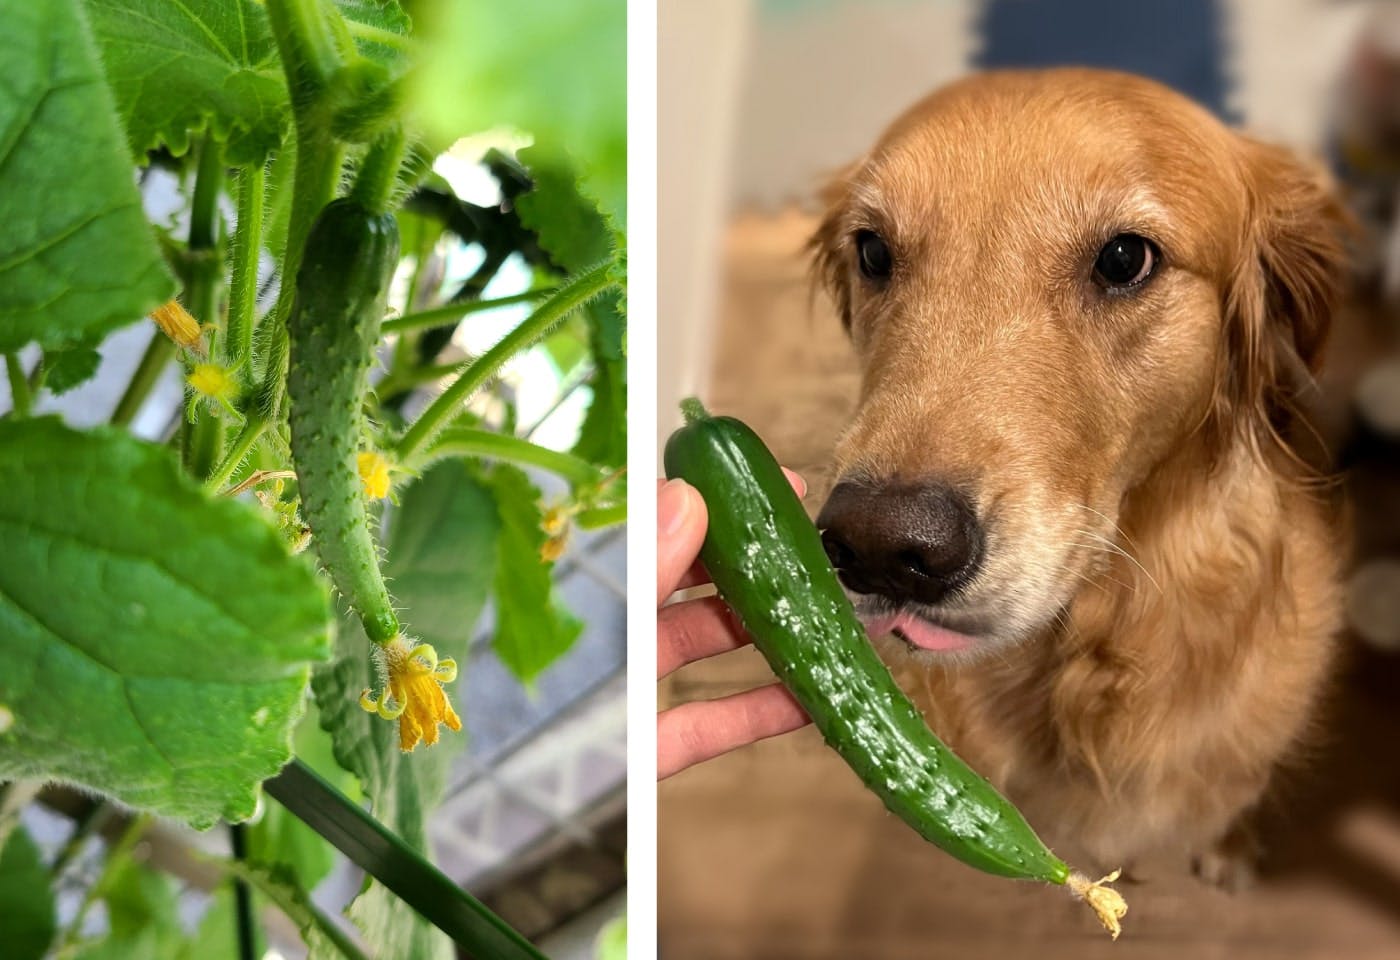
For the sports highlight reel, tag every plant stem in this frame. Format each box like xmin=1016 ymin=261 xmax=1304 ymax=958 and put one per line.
xmin=221 ymin=859 xmax=371 ymax=960
xmin=5 ymin=352 xmax=31 ymax=417
xmin=373 ymin=361 xmax=465 ymax=398
xmin=396 ymin=261 xmax=616 ymax=460
xmin=350 ymin=125 xmax=406 ymax=215
xmin=575 ymin=503 xmax=627 ymax=529
xmin=181 ymin=139 xmax=227 ymax=480
xmin=110 ymin=334 xmax=175 ymax=426
xmin=415 ymin=427 xmax=605 ymax=486
xmin=49 ymin=802 xmax=112 ymax=880
xmin=264 ymin=0 xmax=343 ymax=105
xmin=227 ymin=163 xmax=266 ymax=373
xmin=265 ymin=760 xmax=548 ymax=960
xmin=258 ymin=0 xmax=348 ymax=421
xmin=206 ymin=414 xmax=268 ymax=491
xmin=382 ymin=288 xmax=557 ymax=335
xmin=229 ymin=823 xmax=258 ymax=960
xmin=343 ymin=17 xmax=412 ymax=50
xmin=57 ymin=814 xmax=149 ymax=955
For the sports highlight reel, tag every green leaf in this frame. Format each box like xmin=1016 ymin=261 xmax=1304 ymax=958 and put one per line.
xmin=484 ymin=463 xmax=583 ymax=684
xmin=0 ymin=0 xmax=175 ymax=354
xmin=43 ymin=343 xmax=103 ymax=396
xmin=412 ymin=0 xmax=626 ymax=224
xmin=515 ymin=151 xmax=614 ymax=275
xmin=0 ymin=418 xmax=331 ymax=828
xmin=0 ymin=828 xmax=55 ymax=960
xmin=311 ymin=461 xmax=499 ymax=959
xmin=85 ymin=0 xmax=289 ymax=165
xmin=85 ymin=0 xmax=409 ymax=166
xmin=573 ymin=294 xmax=626 ymax=468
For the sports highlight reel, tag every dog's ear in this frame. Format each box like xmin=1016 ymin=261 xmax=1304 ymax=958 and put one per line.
xmin=1211 ymin=140 xmax=1351 ymax=456
xmin=808 ymin=167 xmax=857 ymax=332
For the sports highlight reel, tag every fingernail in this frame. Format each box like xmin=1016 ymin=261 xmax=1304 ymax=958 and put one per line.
xmin=659 ymin=478 xmax=694 ymax=537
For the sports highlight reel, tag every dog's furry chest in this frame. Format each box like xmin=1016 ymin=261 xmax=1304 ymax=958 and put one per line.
xmin=895 ymin=477 xmax=1343 ymax=866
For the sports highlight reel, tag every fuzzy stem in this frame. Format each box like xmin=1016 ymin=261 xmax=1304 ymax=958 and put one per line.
xmin=48 ymin=802 xmax=112 ymax=880
xmin=414 ymin=427 xmax=606 ymax=486
xmin=57 ymin=814 xmax=149 ymax=953
xmin=343 ymin=17 xmax=412 ymax=50
xmin=226 ymin=163 xmax=265 ymax=374
xmin=381 ymin=288 xmax=557 ymax=335
xmin=5 ymin=353 xmax=31 ymax=417
xmin=206 ymin=414 xmax=269 ymax=492
xmin=264 ymin=0 xmax=343 ymax=104
xmin=679 ymin=396 xmax=710 ymax=424
xmin=395 ymin=261 xmax=616 ymax=460
xmin=257 ymin=0 xmax=347 ymax=420
xmin=575 ymin=503 xmax=627 ymax=530
xmin=181 ymin=140 xmax=227 ymax=480
xmin=350 ymin=125 xmax=406 ymax=215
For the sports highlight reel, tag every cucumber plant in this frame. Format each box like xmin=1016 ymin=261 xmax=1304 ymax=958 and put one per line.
xmin=666 ymin=399 xmax=1128 ymax=938
xmin=0 ymin=1 xmax=625 ymax=958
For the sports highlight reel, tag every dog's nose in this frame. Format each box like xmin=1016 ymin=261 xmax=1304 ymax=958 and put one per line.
xmin=816 ymin=480 xmax=983 ymax=606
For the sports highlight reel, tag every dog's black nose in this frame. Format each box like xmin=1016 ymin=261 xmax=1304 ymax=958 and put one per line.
xmin=816 ymin=480 xmax=982 ymax=606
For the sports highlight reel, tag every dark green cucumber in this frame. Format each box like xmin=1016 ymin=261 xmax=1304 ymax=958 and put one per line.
xmin=287 ymin=198 xmax=400 ymax=645
xmin=664 ymin=398 xmax=1069 ymax=884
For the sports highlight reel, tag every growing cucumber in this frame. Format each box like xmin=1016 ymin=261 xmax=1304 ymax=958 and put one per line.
xmin=664 ymin=398 xmax=1127 ymax=936
xmin=287 ymin=198 xmax=400 ymax=645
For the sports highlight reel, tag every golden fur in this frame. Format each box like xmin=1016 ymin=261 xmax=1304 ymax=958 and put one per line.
xmin=809 ymin=68 xmax=1349 ymax=877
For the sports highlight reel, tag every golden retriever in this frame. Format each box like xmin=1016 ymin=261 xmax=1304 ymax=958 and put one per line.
xmin=809 ymin=68 xmax=1349 ymax=884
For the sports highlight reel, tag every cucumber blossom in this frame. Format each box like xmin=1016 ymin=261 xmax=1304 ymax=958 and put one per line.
xmin=665 ymin=400 xmax=1126 ymax=900
xmin=287 ymin=198 xmax=400 ymax=645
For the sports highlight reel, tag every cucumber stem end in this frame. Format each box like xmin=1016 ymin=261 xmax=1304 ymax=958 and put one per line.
xmin=679 ymin=396 xmax=711 ymax=425
xmin=1066 ymin=869 xmax=1128 ymax=940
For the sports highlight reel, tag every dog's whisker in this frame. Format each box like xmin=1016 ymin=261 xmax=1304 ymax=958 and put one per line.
xmin=1069 ymin=529 xmax=1163 ymax=596
xmin=1061 ymin=535 xmax=1142 ymax=596
xmin=1068 ymin=502 xmax=1142 ymax=554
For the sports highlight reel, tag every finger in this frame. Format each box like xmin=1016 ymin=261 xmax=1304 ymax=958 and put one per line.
xmin=781 ymin=467 xmax=808 ymax=498
xmin=658 ymin=595 xmax=752 ymax=677
xmin=659 ymin=468 xmax=808 ymax=596
xmin=657 ymin=478 xmax=708 ymax=605
xmin=671 ymin=558 xmax=711 ymax=593
xmin=658 ymin=683 xmax=810 ymax=780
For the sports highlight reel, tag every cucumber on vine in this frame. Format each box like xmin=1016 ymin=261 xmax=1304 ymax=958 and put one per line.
xmin=287 ymin=197 xmax=400 ymax=644
xmin=664 ymin=398 xmax=1129 ymax=938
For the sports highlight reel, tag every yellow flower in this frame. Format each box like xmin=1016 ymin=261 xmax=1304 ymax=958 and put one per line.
xmin=357 ymin=451 xmax=393 ymax=500
xmin=359 ymin=636 xmax=461 ymax=752
xmin=188 ymin=363 xmax=238 ymax=402
xmin=540 ymin=532 xmax=568 ymax=563
xmin=152 ymin=300 xmax=205 ymax=352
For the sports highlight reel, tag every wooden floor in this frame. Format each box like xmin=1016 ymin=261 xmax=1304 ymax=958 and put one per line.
xmin=658 ymin=213 xmax=1400 ymax=960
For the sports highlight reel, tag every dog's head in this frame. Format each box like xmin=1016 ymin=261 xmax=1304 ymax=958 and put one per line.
xmin=809 ymin=68 xmax=1348 ymax=657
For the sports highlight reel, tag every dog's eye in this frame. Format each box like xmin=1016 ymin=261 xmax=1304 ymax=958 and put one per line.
xmin=856 ymin=230 xmax=892 ymax=280
xmin=1093 ymin=234 xmax=1157 ymax=289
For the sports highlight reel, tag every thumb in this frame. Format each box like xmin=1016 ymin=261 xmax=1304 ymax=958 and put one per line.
xmin=657 ymin=478 xmax=707 ymax=605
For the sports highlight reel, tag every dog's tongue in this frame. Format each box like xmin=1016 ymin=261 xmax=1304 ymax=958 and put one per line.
xmin=865 ymin=612 xmax=975 ymax=652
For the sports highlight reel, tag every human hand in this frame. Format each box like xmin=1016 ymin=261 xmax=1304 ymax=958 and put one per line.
xmin=656 ymin=473 xmax=811 ymax=779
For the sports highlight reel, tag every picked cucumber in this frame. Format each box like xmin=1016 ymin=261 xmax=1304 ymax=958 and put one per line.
xmin=664 ymin=397 xmax=1128 ymax=937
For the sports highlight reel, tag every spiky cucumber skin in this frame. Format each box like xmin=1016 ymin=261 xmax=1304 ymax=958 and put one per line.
xmin=287 ymin=198 xmax=400 ymax=645
xmin=664 ymin=404 xmax=1069 ymax=883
